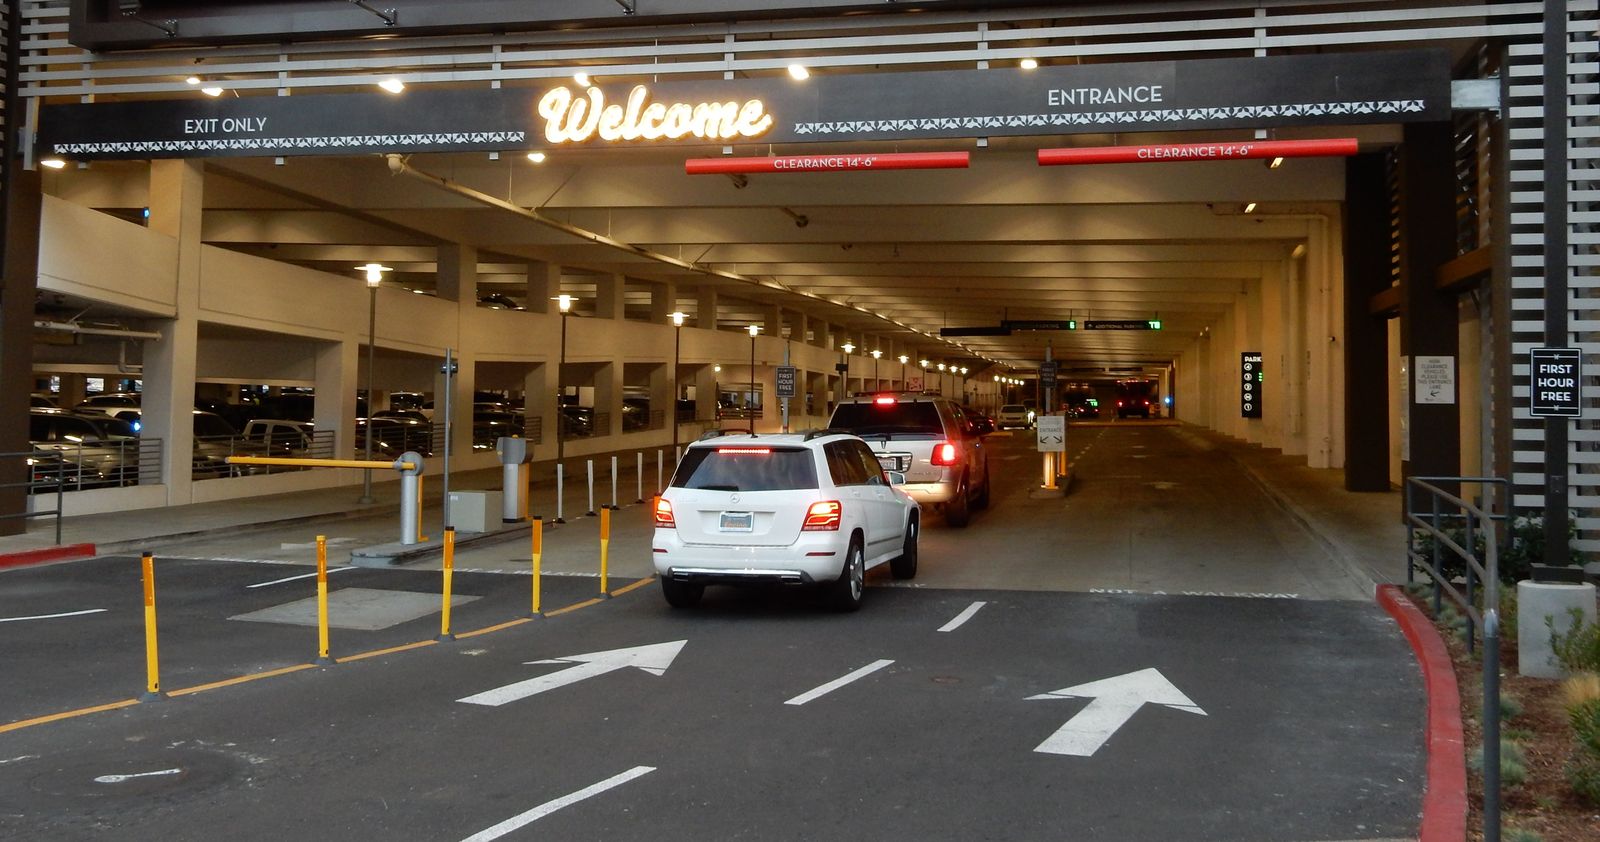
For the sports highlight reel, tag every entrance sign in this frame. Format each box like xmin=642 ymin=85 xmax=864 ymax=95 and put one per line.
xmin=38 ymin=49 xmax=1450 ymax=161
xmin=1241 ymin=352 xmax=1263 ymax=419
xmin=1038 ymin=137 xmax=1358 ymax=166
xmin=775 ymin=366 xmax=798 ymax=399
xmin=1413 ymin=356 xmax=1456 ymax=405
xmin=1036 ymin=416 xmax=1066 ymax=452
xmin=1530 ymin=348 xmax=1582 ymax=418
xmin=686 ymin=151 xmax=968 ymax=174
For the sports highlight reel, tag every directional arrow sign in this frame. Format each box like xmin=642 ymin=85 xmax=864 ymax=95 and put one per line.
xmin=457 ymin=640 xmax=686 ymax=707
xmin=1026 ymin=667 xmax=1205 ymax=756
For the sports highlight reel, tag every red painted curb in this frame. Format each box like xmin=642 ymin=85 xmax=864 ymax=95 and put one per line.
xmin=1377 ymin=584 xmax=1467 ymax=842
xmin=0 ymin=543 xmax=97 ymax=569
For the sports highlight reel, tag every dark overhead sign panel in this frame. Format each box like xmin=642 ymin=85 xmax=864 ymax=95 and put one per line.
xmin=1085 ymin=320 xmax=1162 ymax=330
xmin=940 ymin=326 xmax=1013 ymax=337
xmin=38 ymin=49 xmax=1450 ymax=160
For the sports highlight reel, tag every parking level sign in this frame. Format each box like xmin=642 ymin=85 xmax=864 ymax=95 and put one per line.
xmin=1529 ymin=348 xmax=1582 ymax=418
xmin=1241 ymin=352 xmax=1263 ymax=418
xmin=775 ymin=366 xmax=797 ymax=399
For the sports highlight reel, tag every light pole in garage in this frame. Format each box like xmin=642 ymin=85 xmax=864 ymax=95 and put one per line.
xmin=555 ymin=293 xmax=574 ymax=468
xmin=840 ymin=342 xmax=855 ymax=400
xmin=870 ymin=349 xmax=882 ymax=391
xmin=898 ymin=354 xmax=908 ymax=390
xmin=669 ymin=311 xmax=686 ymax=460
xmin=746 ymin=324 xmax=760 ymax=426
xmin=357 ymin=262 xmax=390 ymax=504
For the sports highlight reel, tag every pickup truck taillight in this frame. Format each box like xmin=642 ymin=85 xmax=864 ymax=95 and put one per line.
xmin=930 ymin=441 xmax=960 ymax=466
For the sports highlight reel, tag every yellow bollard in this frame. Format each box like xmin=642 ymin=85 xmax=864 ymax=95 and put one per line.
xmin=599 ymin=506 xmax=611 ymax=597
xmin=531 ymin=517 xmax=543 ymax=617
xmin=438 ymin=527 xmax=456 ymax=641
xmin=315 ymin=535 xmax=335 ymax=665
xmin=139 ymin=552 xmax=162 ymax=701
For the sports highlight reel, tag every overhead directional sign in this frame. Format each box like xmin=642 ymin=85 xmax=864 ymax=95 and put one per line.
xmin=1038 ymin=137 xmax=1359 ymax=166
xmin=1003 ymin=319 xmax=1077 ymax=332
xmin=1027 ymin=667 xmax=1206 ymax=756
xmin=940 ymin=326 xmax=1013 ymax=337
xmin=457 ymin=640 xmax=686 ymax=707
xmin=1085 ymin=320 xmax=1162 ymax=330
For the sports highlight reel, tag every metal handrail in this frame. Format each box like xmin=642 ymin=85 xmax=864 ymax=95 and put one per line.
xmin=1403 ymin=475 xmax=1506 ymax=842
xmin=0 ymin=450 xmax=65 ymax=544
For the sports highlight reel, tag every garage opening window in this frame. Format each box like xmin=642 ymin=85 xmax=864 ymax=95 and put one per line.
xmin=830 ymin=401 xmax=942 ymax=436
xmin=671 ymin=447 xmax=818 ymax=491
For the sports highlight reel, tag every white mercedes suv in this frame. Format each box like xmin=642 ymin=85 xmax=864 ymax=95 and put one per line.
xmin=652 ymin=430 xmax=920 ymax=611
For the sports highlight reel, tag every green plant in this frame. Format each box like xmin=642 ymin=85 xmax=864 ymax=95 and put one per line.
xmin=1547 ymin=609 xmax=1600 ymax=675
xmin=1565 ymin=675 xmax=1600 ymax=805
xmin=1473 ymin=738 xmax=1529 ymax=787
xmin=1500 ymin=514 xmax=1586 ymax=584
xmin=1505 ymin=828 xmax=1544 ymax=842
xmin=1500 ymin=692 xmax=1524 ymax=721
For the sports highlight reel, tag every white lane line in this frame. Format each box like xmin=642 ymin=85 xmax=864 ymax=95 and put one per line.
xmin=0 ymin=608 xmax=107 ymax=624
xmin=460 ymin=766 xmax=655 ymax=842
xmin=245 ymin=566 xmax=357 ymax=589
xmin=937 ymin=601 xmax=987 ymax=633
xmin=95 ymin=768 xmax=182 ymax=784
xmin=784 ymin=659 xmax=895 ymax=706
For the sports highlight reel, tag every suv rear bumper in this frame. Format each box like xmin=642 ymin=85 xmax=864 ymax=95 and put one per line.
xmin=899 ymin=480 xmax=957 ymax=504
xmin=652 ymin=532 xmax=847 ymax=583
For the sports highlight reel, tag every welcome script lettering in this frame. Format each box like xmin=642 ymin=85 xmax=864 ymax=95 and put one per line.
xmin=537 ymin=85 xmax=774 ymax=144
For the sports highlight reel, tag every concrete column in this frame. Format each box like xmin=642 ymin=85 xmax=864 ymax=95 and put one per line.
xmin=693 ymin=364 xmax=718 ymax=423
xmin=1283 ymin=255 xmax=1309 ymax=458
xmin=696 ymin=286 xmax=718 ymax=330
xmin=313 ymin=338 xmax=358 ymax=460
xmin=1305 ymin=214 xmax=1342 ymax=470
xmin=650 ymin=281 xmax=676 ymax=324
xmin=597 ymin=273 xmax=625 ymax=321
xmin=1343 ymin=153 xmax=1393 ymax=490
xmin=596 ymin=361 xmax=623 ymax=438
xmin=145 ymin=159 xmax=205 ymax=504
xmin=525 ymin=261 xmax=556 ymax=314
xmin=437 ymin=243 xmax=478 ymax=304
xmin=755 ymin=358 xmax=777 ymax=432
xmin=765 ymin=305 xmax=784 ymax=338
xmin=1399 ymin=122 xmax=1460 ymax=481
xmin=0 ymin=168 xmax=40 ymax=533
xmin=523 ymin=362 xmax=553 ymax=460
xmin=59 ymin=374 xmax=88 ymax=409
xmin=1259 ymin=260 xmax=1289 ymax=452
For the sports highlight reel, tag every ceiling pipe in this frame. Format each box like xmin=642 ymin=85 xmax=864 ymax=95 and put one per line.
xmin=34 ymin=320 xmax=163 ymax=341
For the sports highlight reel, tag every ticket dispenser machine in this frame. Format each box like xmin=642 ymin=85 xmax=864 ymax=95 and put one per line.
xmin=496 ymin=436 xmax=529 ymax=523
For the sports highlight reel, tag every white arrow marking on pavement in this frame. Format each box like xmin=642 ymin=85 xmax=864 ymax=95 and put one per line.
xmin=461 ymin=766 xmax=655 ymax=842
xmin=0 ymin=608 xmax=106 ymax=624
xmin=456 ymin=640 xmax=686 ymax=707
xmin=94 ymin=768 xmax=182 ymax=784
xmin=1026 ymin=667 xmax=1206 ymax=756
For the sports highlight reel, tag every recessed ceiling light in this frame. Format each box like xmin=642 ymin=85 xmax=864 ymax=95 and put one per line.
xmin=201 ymin=86 xmax=224 ymax=97
xmin=1267 ymin=156 xmax=1285 ymax=169
xmin=527 ymin=151 xmax=547 ymax=163
xmin=1243 ymin=202 xmax=1257 ymax=214
xmin=787 ymin=64 xmax=810 ymax=81
xmin=40 ymin=158 xmax=66 ymax=169
xmin=379 ymin=78 xmax=405 ymax=94
xmin=185 ymin=76 xmax=201 ymax=86
xmin=1020 ymin=58 xmax=1039 ymax=70
xmin=574 ymin=72 xmax=591 ymax=87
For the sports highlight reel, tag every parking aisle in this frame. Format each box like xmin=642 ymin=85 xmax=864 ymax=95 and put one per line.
xmin=0 ymin=585 xmax=1423 ymax=842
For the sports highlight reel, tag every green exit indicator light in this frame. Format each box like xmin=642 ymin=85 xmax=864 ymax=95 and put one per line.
xmin=1068 ymin=319 xmax=1078 ymax=330
xmin=1148 ymin=320 xmax=1163 ymax=330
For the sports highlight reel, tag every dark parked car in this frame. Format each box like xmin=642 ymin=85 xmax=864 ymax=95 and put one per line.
xmin=28 ymin=409 xmax=141 ymax=489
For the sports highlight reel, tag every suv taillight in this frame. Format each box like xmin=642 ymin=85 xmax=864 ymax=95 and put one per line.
xmin=654 ymin=498 xmax=676 ymax=528
xmin=931 ymin=441 xmax=960 ymax=466
xmin=802 ymin=500 xmax=842 ymax=531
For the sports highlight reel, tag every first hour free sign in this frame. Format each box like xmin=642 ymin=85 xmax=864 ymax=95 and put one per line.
xmin=1530 ymin=348 xmax=1583 ymax=418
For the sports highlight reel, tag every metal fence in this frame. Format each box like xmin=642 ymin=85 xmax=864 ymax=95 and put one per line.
xmin=28 ymin=437 xmax=162 ymax=490
xmin=194 ymin=429 xmax=335 ymax=479
xmin=1404 ymin=475 xmax=1509 ymax=841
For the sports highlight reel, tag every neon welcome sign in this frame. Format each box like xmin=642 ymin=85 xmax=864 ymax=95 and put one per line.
xmin=536 ymin=85 xmax=774 ymax=144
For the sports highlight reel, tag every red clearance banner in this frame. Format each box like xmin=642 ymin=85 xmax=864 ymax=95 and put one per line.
xmin=1037 ymin=138 xmax=1358 ymax=166
xmin=686 ymin=151 xmax=969 ymax=174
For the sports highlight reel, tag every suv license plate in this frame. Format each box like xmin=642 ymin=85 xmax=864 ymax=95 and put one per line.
xmin=876 ymin=455 xmax=907 ymax=472
xmin=720 ymin=512 xmax=753 ymax=532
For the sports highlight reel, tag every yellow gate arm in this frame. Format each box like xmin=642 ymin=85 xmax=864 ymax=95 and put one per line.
xmin=226 ymin=456 xmax=417 ymax=471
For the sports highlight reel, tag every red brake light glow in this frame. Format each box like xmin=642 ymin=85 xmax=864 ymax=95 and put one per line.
xmin=802 ymin=500 xmax=842 ymax=531
xmin=716 ymin=447 xmax=771 ymax=454
xmin=931 ymin=442 xmax=960 ymax=466
xmin=873 ymin=396 xmax=897 ymax=406
xmin=654 ymin=498 xmax=676 ymax=528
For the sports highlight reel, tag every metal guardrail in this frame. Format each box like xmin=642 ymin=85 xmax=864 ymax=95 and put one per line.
xmin=1 ymin=450 xmax=64 ymax=544
xmin=1404 ymin=475 xmax=1508 ymax=842
xmin=195 ymin=430 xmax=339 ymax=479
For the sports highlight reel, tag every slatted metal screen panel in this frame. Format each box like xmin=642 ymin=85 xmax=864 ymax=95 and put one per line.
xmin=1506 ymin=4 xmax=1600 ymax=553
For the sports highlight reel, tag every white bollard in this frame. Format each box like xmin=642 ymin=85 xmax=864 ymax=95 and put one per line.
xmin=610 ymin=455 xmax=619 ymax=509
xmin=555 ymin=463 xmax=566 ymax=523
xmin=636 ymin=452 xmax=644 ymax=503
xmin=585 ymin=459 xmax=596 ymax=516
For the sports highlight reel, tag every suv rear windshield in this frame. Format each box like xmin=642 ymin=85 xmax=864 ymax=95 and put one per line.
xmin=829 ymin=401 xmax=943 ymax=436
xmin=671 ymin=447 xmax=818 ymax=491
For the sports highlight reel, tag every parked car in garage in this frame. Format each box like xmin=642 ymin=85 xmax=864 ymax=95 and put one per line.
xmin=653 ymin=430 xmax=919 ymax=611
xmin=27 ymin=409 xmax=140 ymax=489
xmin=996 ymin=404 xmax=1034 ymax=430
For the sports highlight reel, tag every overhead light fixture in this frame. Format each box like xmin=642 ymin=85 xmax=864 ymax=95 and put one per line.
xmin=1267 ymin=156 xmax=1285 ymax=169
xmin=201 ymin=86 xmax=224 ymax=97
xmin=185 ymin=75 xmax=201 ymax=86
xmin=39 ymin=158 xmax=66 ymax=170
xmin=574 ymin=72 xmax=591 ymax=87
xmin=357 ymin=263 xmax=391 ymax=287
xmin=379 ymin=78 xmax=405 ymax=94
xmin=1243 ymin=202 xmax=1258 ymax=214
xmin=787 ymin=64 xmax=810 ymax=81
xmin=527 ymin=151 xmax=547 ymax=164
xmin=1020 ymin=58 xmax=1039 ymax=70
xmin=1291 ymin=243 xmax=1308 ymax=259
